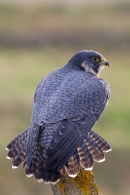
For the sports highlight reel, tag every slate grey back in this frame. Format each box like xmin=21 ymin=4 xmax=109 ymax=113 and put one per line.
xmin=6 ymin=50 xmax=111 ymax=184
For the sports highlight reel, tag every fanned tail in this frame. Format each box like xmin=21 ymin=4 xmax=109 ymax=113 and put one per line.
xmin=6 ymin=129 xmax=28 ymax=168
xmin=65 ymin=129 xmax=111 ymax=177
xmin=25 ymin=135 xmax=62 ymax=184
xmin=6 ymin=129 xmax=62 ymax=184
xmin=6 ymin=128 xmax=111 ymax=184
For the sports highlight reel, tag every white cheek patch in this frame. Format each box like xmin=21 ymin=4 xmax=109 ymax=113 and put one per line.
xmin=81 ymin=61 xmax=97 ymax=77
xmin=97 ymin=66 xmax=105 ymax=77
xmin=99 ymin=66 xmax=105 ymax=72
xmin=81 ymin=61 xmax=89 ymax=72
xmin=81 ymin=61 xmax=105 ymax=78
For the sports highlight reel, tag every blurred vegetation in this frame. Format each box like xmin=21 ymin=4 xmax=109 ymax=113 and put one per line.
xmin=0 ymin=1 xmax=130 ymax=195
xmin=0 ymin=2 xmax=130 ymax=49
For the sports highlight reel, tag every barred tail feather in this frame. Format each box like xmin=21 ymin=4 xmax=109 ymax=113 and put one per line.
xmin=6 ymin=129 xmax=62 ymax=185
xmin=6 ymin=129 xmax=28 ymax=151
xmin=65 ymin=155 xmax=79 ymax=177
xmin=88 ymin=129 xmax=112 ymax=153
xmin=85 ymin=138 xmax=105 ymax=162
xmin=65 ymin=129 xmax=111 ymax=178
xmin=6 ymin=128 xmax=111 ymax=184
xmin=6 ymin=129 xmax=28 ymax=167
xmin=25 ymin=140 xmax=62 ymax=184
xmin=78 ymin=145 xmax=93 ymax=170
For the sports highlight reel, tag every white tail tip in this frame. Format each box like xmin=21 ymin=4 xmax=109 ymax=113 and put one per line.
xmin=84 ymin=166 xmax=93 ymax=171
xmin=51 ymin=179 xmax=60 ymax=185
xmin=105 ymin=148 xmax=112 ymax=153
xmin=26 ymin=173 xmax=34 ymax=178
xmin=6 ymin=156 xmax=11 ymax=160
xmin=68 ymin=174 xmax=78 ymax=178
xmin=44 ymin=181 xmax=51 ymax=184
xmin=12 ymin=165 xmax=18 ymax=169
xmin=37 ymin=179 xmax=43 ymax=183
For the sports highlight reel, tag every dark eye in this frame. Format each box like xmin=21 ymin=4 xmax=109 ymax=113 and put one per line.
xmin=92 ymin=57 xmax=100 ymax=62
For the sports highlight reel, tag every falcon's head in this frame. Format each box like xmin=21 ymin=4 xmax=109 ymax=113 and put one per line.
xmin=69 ymin=50 xmax=109 ymax=76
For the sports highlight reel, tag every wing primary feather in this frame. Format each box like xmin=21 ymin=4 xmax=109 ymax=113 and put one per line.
xmin=26 ymin=122 xmax=40 ymax=167
xmin=46 ymin=116 xmax=98 ymax=171
xmin=46 ymin=130 xmax=78 ymax=165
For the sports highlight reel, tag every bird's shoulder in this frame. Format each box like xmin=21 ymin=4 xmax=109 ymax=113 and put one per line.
xmin=34 ymin=66 xmax=87 ymax=99
xmin=98 ymin=78 xmax=110 ymax=98
xmin=32 ymin=66 xmax=110 ymax=123
xmin=34 ymin=66 xmax=110 ymax=104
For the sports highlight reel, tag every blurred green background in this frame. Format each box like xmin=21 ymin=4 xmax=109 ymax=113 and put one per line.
xmin=0 ymin=0 xmax=130 ymax=195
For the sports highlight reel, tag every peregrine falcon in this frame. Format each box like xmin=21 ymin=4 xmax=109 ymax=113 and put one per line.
xmin=6 ymin=50 xmax=111 ymax=184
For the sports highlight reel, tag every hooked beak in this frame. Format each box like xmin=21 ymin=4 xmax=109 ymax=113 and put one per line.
xmin=100 ymin=58 xmax=109 ymax=67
